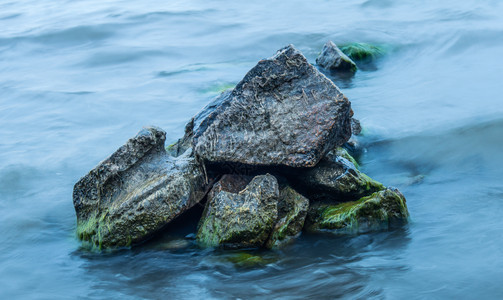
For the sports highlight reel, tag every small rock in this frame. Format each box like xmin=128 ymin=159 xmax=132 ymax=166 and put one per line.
xmin=73 ymin=127 xmax=212 ymax=250
xmin=266 ymin=185 xmax=309 ymax=249
xmin=316 ymin=41 xmax=357 ymax=72
xmin=196 ymin=174 xmax=279 ymax=249
xmin=193 ymin=45 xmax=353 ymax=168
xmin=305 ymin=188 xmax=409 ymax=233
xmin=289 ymin=151 xmax=383 ymax=203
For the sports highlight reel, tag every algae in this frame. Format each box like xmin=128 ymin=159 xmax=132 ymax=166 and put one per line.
xmin=340 ymin=43 xmax=387 ymax=62
xmin=307 ymin=188 xmax=409 ymax=234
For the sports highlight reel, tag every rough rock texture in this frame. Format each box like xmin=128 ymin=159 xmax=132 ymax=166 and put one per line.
xmin=167 ymin=90 xmax=232 ymax=157
xmin=351 ymin=118 xmax=362 ymax=136
xmin=196 ymin=174 xmax=279 ymax=249
xmin=73 ymin=127 xmax=211 ymax=250
xmin=266 ymin=185 xmax=309 ymax=249
xmin=305 ymin=188 xmax=409 ymax=234
xmin=193 ymin=45 xmax=353 ymax=168
xmin=290 ymin=151 xmax=384 ymax=203
xmin=316 ymin=41 xmax=357 ymax=72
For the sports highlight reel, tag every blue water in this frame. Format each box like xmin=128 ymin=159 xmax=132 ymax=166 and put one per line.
xmin=1 ymin=0 xmax=503 ymax=298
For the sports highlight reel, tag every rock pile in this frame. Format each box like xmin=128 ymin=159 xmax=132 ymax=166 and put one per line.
xmin=73 ymin=44 xmax=409 ymax=251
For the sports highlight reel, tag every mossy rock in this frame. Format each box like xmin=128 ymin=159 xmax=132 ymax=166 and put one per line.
xmin=289 ymin=152 xmax=384 ymax=203
xmin=306 ymin=188 xmax=409 ymax=234
xmin=333 ymin=147 xmax=359 ymax=168
xmin=340 ymin=43 xmax=387 ymax=63
xmin=196 ymin=174 xmax=279 ymax=249
xmin=266 ymin=185 xmax=309 ymax=249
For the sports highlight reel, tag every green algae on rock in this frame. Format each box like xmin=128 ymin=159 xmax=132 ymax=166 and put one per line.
xmin=306 ymin=188 xmax=409 ymax=234
xmin=266 ymin=185 xmax=309 ymax=249
xmin=196 ymin=174 xmax=279 ymax=249
xmin=73 ymin=127 xmax=212 ymax=250
xmin=339 ymin=43 xmax=387 ymax=62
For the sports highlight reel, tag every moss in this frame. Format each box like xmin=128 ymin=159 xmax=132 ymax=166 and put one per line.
xmin=359 ymin=172 xmax=385 ymax=191
xmin=340 ymin=43 xmax=387 ymax=62
xmin=225 ymin=252 xmax=276 ymax=268
xmin=76 ymin=209 xmax=113 ymax=251
xmin=310 ymin=188 xmax=409 ymax=234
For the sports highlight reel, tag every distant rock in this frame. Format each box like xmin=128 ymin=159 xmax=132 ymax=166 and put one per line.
xmin=305 ymin=188 xmax=409 ymax=233
xmin=193 ymin=44 xmax=352 ymax=168
xmin=196 ymin=174 xmax=279 ymax=249
xmin=73 ymin=127 xmax=212 ymax=250
xmin=316 ymin=41 xmax=357 ymax=73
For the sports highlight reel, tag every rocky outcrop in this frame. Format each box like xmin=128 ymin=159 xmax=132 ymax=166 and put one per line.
xmin=73 ymin=127 xmax=212 ymax=250
xmin=266 ymin=185 xmax=309 ymax=248
xmin=196 ymin=174 xmax=279 ymax=249
xmin=316 ymin=41 xmax=357 ymax=73
xmin=73 ymin=44 xmax=410 ymax=252
xmin=305 ymin=188 xmax=409 ymax=233
xmin=193 ymin=45 xmax=353 ymax=168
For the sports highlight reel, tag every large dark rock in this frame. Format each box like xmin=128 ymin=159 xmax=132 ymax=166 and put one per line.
xmin=192 ymin=45 xmax=353 ymax=168
xmin=290 ymin=150 xmax=384 ymax=203
xmin=73 ymin=127 xmax=211 ymax=250
xmin=167 ymin=90 xmax=233 ymax=157
xmin=305 ymin=188 xmax=409 ymax=234
xmin=265 ymin=185 xmax=309 ymax=249
xmin=316 ymin=41 xmax=357 ymax=73
xmin=196 ymin=174 xmax=279 ymax=249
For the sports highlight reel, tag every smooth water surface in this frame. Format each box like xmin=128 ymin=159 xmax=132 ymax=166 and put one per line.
xmin=1 ymin=0 xmax=503 ymax=298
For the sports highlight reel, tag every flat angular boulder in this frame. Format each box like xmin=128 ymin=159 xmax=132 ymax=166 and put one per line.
xmin=265 ymin=185 xmax=309 ymax=249
xmin=73 ymin=127 xmax=211 ymax=250
xmin=193 ymin=45 xmax=353 ymax=168
xmin=196 ymin=174 xmax=279 ymax=249
xmin=305 ymin=188 xmax=409 ymax=234
xmin=316 ymin=41 xmax=357 ymax=72
xmin=290 ymin=150 xmax=384 ymax=203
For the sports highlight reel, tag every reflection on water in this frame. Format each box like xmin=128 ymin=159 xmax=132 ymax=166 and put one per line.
xmin=1 ymin=0 xmax=503 ymax=298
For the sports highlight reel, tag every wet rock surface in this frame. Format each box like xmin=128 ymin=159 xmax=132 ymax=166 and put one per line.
xmin=290 ymin=150 xmax=384 ymax=203
xmin=73 ymin=127 xmax=211 ymax=249
xmin=316 ymin=41 xmax=357 ymax=73
xmin=193 ymin=45 xmax=352 ymax=168
xmin=196 ymin=174 xmax=279 ymax=249
xmin=266 ymin=185 xmax=309 ymax=249
xmin=305 ymin=188 xmax=409 ymax=234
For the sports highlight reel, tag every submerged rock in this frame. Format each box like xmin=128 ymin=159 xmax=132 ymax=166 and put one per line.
xmin=197 ymin=174 xmax=279 ymax=249
xmin=290 ymin=151 xmax=383 ymax=203
xmin=306 ymin=188 xmax=409 ymax=233
xmin=266 ymin=185 xmax=309 ymax=249
xmin=193 ymin=44 xmax=352 ymax=168
xmin=73 ymin=127 xmax=211 ymax=250
xmin=316 ymin=41 xmax=357 ymax=73
xmin=340 ymin=43 xmax=386 ymax=63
